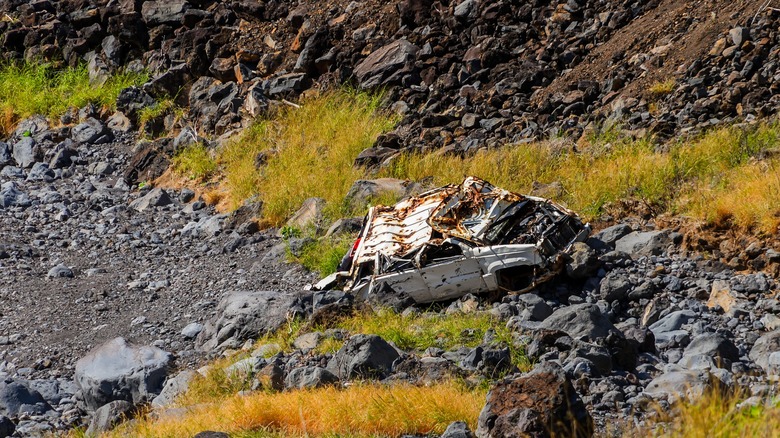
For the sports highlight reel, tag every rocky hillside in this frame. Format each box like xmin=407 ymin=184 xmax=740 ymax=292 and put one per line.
xmin=1 ymin=0 xmax=778 ymax=165
xmin=0 ymin=0 xmax=780 ymax=437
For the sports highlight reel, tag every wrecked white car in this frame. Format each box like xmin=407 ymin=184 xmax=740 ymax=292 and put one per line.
xmin=315 ymin=177 xmax=590 ymax=304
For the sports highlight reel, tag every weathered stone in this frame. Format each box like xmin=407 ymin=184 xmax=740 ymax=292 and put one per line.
xmin=749 ymin=330 xmax=780 ymax=375
xmin=75 ymin=337 xmax=172 ymax=412
xmin=196 ymin=291 xmax=304 ymax=352
xmin=142 ymin=0 xmax=189 ymax=25
xmin=476 ymin=361 xmax=593 ymax=438
xmin=85 ymin=400 xmax=135 ymax=435
xmin=539 ymin=304 xmax=620 ymax=341
xmin=327 ymin=334 xmax=400 ymax=379
xmin=354 ymin=40 xmax=419 ymax=88
xmin=284 ymin=366 xmax=339 ymax=389
xmin=129 ymin=188 xmax=173 ymax=211
xmin=285 ymin=197 xmax=326 ymax=231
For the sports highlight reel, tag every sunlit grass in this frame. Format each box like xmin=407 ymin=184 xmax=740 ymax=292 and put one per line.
xmin=107 ymin=382 xmax=485 ymax=438
xmin=215 ymin=90 xmax=398 ymax=223
xmin=0 ymin=62 xmax=147 ymax=134
xmin=171 ymin=142 xmax=217 ymax=181
xmin=379 ymin=123 xmax=780 ymax=233
xmin=630 ymin=388 xmax=780 ymax=438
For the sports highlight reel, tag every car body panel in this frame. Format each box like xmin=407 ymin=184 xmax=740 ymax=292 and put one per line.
xmin=316 ymin=177 xmax=590 ymax=304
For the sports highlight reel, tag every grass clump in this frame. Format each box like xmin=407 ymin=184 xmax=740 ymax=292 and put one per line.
xmin=171 ymin=142 xmax=217 ymax=181
xmin=648 ymin=79 xmax=676 ymax=96
xmin=109 ymin=382 xmax=485 ymax=438
xmin=630 ymin=389 xmax=780 ymax=437
xmin=213 ymin=90 xmax=398 ymax=223
xmin=254 ymin=308 xmax=528 ymax=370
xmin=0 ymin=62 xmax=147 ymax=134
xmin=294 ymin=234 xmax=355 ymax=277
xmin=379 ymin=122 xmax=780 ymax=234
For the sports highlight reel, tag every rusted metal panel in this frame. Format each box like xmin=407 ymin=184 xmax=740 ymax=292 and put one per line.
xmin=318 ymin=176 xmax=590 ymax=304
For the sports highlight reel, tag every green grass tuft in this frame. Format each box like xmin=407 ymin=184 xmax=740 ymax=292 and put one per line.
xmin=0 ymin=62 xmax=147 ymax=134
xmin=171 ymin=142 xmax=217 ymax=181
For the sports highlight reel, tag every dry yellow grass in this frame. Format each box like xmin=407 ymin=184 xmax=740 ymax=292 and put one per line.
xmin=216 ymin=90 xmax=397 ymax=224
xmin=380 ymin=123 xmax=780 ymax=234
xmin=107 ymin=383 xmax=485 ymax=438
xmin=627 ymin=388 xmax=780 ymax=438
xmin=648 ymin=79 xmax=677 ymax=97
xmin=170 ymin=89 xmax=780 ymax=236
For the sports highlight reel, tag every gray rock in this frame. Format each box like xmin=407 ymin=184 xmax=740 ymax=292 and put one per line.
xmin=649 ymin=310 xmax=696 ymax=335
xmin=749 ymin=330 xmax=780 ymax=375
xmin=599 ymin=271 xmax=631 ymax=302
xmin=680 ymin=333 xmax=739 ymax=367
xmin=566 ymin=242 xmax=600 ymax=279
xmin=12 ymin=137 xmax=37 ymax=169
xmin=266 ymin=73 xmax=309 ymax=96
xmin=85 ymin=400 xmax=134 ymax=435
xmin=151 ymin=370 xmax=197 ymax=408
xmin=327 ymin=334 xmax=400 ymax=379
xmin=354 ymin=40 xmax=419 ymax=88
xmin=142 ymin=0 xmax=190 ymax=25
xmin=517 ymin=293 xmax=553 ymax=321
xmin=284 ymin=366 xmax=339 ymax=389
xmin=441 ymin=420 xmax=475 ymax=438
xmin=539 ymin=303 xmax=620 ymax=341
xmin=594 ymin=224 xmax=632 ymax=246
xmin=325 ymin=218 xmax=363 ymax=237
xmin=453 ymin=0 xmax=478 ymax=19
xmin=196 ymin=291 xmax=303 ymax=352
xmin=26 ymin=162 xmax=55 ymax=182
xmin=181 ymin=323 xmax=204 ymax=339
xmin=0 ymin=416 xmax=13 ymax=437
xmin=729 ymin=27 xmax=749 ymax=46
xmin=614 ymin=230 xmax=670 ymax=259
xmin=0 ymin=143 xmax=10 ymax=167
xmin=193 ymin=432 xmax=229 ymax=438
xmin=74 ymin=337 xmax=172 ymax=412
xmin=285 ymin=197 xmax=325 ymax=231
xmin=129 ymin=188 xmax=173 ymax=212
xmin=14 ymin=116 xmax=48 ymax=139
xmin=47 ymin=264 xmax=74 ymax=279
xmin=644 ymin=368 xmax=711 ymax=403
xmin=292 ymin=332 xmax=322 ymax=350
xmin=0 ymin=381 xmax=53 ymax=417
xmin=72 ymin=118 xmax=110 ymax=144
xmin=0 ymin=182 xmax=30 ymax=208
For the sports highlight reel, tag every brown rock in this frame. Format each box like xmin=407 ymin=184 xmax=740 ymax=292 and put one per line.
xmin=476 ymin=362 xmax=593 ymax=438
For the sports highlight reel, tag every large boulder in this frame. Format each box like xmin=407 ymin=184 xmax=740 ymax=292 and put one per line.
xmin=476 ymin=361 xmax=593 ymax=438
xmin=749 ymin=329 xmax=780 ymax=375
xmin=71 ymin=118 xmax=110 ymax=144
xmin=614 ymin=230 xmax=672 ymax=259
xmin=0 ymin=381 xmax=53 ymax=417
xmin=74 ymin=337 xmax=172 ymax=412
xmin=327 ymin=334 xmax=400 ymax=379
xmin=141 ymin=0 xmax=190 ymax=25
xmin=284 ymin=366 xmax=339 ymax=389
xmin=643 ymin=367 xmax=712 ymax=403
xmin=11 ymin=137 xmax=37 ymax=169
xmin=196 ymin=291 xmax=305 ymax=352
xmin=354 ymin=40 xmax=419 ymax=88
xmin=679 ymin=333 xmax=739 ymax=370
xmin=539 ymin=304 xmax=620 ymax=341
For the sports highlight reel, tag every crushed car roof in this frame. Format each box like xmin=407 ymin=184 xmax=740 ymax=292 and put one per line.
xmin=318 ymin=176 xmax=590 ymax=303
